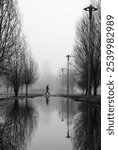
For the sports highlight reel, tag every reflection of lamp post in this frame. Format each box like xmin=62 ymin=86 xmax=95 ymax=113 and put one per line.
xmin=61 ymin=98 xmax=64 ymax=122
xmin=66 ymin=55 xmax=71 ymax=138
xmin=66 ymin=104 xmax=71 ymax=138
xmin=84 ymin=5 xmax=98 ymax=97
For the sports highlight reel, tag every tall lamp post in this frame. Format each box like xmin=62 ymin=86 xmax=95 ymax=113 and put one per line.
xmin=61 ymin=68 xmax=64 ymax=96
xmin=66 ymin=55 xmax=71 ymax=138
xmin=59 ymin=74 xmax=61 ymax=95
xmin=66 ymin=55 xmax=71 ymax=98
xmin=84 ymin=5 xmax=98 ymax=97
xmin=61 ymin=68 xmax=64 ymax=121
xmin=84 ymin=5 xmax=98 ymax=150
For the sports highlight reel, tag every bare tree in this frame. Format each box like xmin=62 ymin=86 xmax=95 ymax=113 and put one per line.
xmin=0 ymin=0 xmax=39 ymax=97
xmin=90 ymin=0 xmax=101 ymax=95
xmin=4 ymin=32 xmax=26 ymax=97
xmin=0 ymin=0 xmax=27 ymax=97
xmin=22 ymin=54 xmax=39 ymax=96
xmin=0 ymin=0 xmax=20 ymax=74
xmin=72 ymin=0 xmax=101 ymax=95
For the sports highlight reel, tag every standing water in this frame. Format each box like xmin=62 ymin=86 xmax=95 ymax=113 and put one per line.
xmin=0 ymin=96 xmax=101 ymax=150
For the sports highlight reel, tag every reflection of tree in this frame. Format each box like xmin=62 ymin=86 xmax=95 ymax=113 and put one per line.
xmin=0 ymin=98 xmax=38 ymax=150
xmin=72 ymin=103 xmax=101 ymax=150
xmin=21 ymin=98 xmax=38 ymax=142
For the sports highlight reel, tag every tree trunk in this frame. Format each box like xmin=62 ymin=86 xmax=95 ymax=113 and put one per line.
xmin=94 ymin=86 xmax=97 ymax=96
xmin=14 ymin=88 xmax=18 ymax=97
xmin=85 ymin=89 xmax=88 ymax=96
xmin=93 ymin=79 xmax=97 ymax=96
xmin=26 ymin=98 xmax=28 ymax=106
xmin=26 ymin=84 xmax=28 ymax=96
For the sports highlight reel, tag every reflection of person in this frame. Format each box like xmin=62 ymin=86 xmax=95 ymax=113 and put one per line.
xmin=46 ymin=96 xmax=49 ymax=105
xmin=45 ymin=85 xmax=50 ymax=95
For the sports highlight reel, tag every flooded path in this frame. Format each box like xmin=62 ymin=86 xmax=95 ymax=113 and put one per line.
xmin=0 ymin=96 xmax=101 ymax=150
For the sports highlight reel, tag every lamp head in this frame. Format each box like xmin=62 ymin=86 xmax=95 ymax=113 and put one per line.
xmin=84 ymin=4 xmax=98 ymax=19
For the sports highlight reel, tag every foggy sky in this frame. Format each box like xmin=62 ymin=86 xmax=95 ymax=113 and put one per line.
xmin=18 ymin=0 xmax=89 ymax=89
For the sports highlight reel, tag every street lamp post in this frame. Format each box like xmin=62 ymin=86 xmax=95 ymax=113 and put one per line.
xmin=84 ymin=5 xmax=98 ymax=150
xmin=59 ymin=74 xmax=61 ymax=95
xmin=61 ymin=68 xmax=64 ymax=96
xmin=66 ymin=55 xmax=71 ymax=98
xmin=66 ymin=55 xmax=71 ymax=138
xmin=61 ymin=68 xmax=64 ymax=121
xmin=84 ymin=5 xmax=98 ymax=97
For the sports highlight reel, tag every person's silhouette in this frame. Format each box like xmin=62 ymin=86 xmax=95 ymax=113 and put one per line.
xmin=45 ymin=85 xmax=50 ymax=95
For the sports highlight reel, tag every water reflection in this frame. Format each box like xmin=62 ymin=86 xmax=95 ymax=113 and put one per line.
xmin=0 ymin=97 xmax=101 ymax=150
xmin=61 ymin=96 xmax=64 ymax=122
xmin=58 ymin=98 xmax=78 ymax=123
xmin=72 ymin=101 xmax=101 ymax=150
xmin=45 ymin=96 xmax=50 ymax=106
xmin=66 ymin=97 xmax=71 ymax=138
xmin=0 ymin=98 xmax=38 ymax=150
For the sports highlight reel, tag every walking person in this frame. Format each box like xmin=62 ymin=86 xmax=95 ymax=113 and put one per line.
xmin=45 ymin=85 xmax=50 ymax=96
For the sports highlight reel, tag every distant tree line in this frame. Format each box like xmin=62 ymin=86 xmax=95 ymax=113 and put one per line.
xmin=72 ymin=0 xmax=101 ymax=96
xmin=0 ymin=0 xmax=38 ymax=97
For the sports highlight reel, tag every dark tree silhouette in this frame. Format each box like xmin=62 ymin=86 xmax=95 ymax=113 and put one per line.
xmin=0 ymin=0 xmax=25 ymax=97
xmin=0 ymin=0 xmax=39 ymax=97
xmin=4 ymin=33 xmax=26 ymax=97
xmin=72 ymin=0 xmax=101 ymax=95
xmin=22 ymin=54 xmax=39 ymax=96
xmin=0 ymin=0 xmax=20 ymax=75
